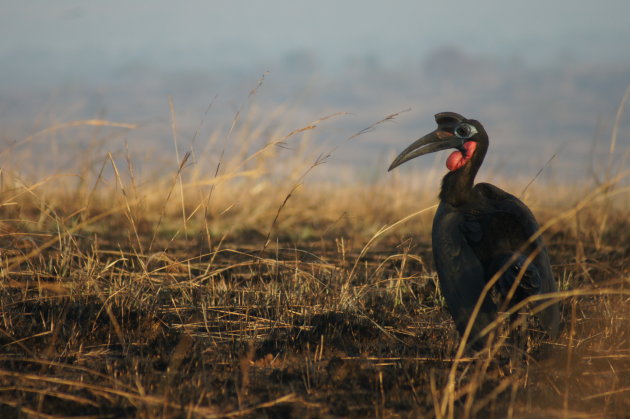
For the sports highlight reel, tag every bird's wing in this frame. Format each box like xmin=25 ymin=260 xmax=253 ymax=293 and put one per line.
xmin=475 ymin=183 xmax=561 ymax=336
xmin=492 ymin=253 xmax=542 ymax=299
xmin=432 ymin=203 xmax=498 ymax=346
xmin=474 ymin=183 xmax=540 ymax=242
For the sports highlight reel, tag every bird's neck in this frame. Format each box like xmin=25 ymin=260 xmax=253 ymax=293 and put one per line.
xmin=439 ymin=163 xmax=478 ymax=206
xmin=439 ymin=138 xmax=487 ymax=206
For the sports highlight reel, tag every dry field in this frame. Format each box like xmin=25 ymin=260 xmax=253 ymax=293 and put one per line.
xmin=0 ymin=99 xmax=629 ymax=418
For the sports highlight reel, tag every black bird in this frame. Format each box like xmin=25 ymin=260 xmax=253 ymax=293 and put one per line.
xmin=388 ymin=112 xmax=560 ymax=346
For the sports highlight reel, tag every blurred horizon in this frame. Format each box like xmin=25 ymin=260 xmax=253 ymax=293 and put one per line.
xmin=1 ymin=1 xmax=629 ymax=184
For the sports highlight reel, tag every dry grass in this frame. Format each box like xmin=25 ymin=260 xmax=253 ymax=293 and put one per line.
xmin=0 ymin=96 xmax=629 ymax=418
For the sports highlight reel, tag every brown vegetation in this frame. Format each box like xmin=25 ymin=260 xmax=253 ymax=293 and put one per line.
xmin=0 ymin=103 xmax=628 ymax=418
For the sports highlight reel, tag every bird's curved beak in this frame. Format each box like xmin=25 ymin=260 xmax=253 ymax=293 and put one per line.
xmin=388 ymin=130 xmax=464 ymax=171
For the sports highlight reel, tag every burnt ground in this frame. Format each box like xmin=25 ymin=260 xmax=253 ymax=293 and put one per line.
xmin=0 ymin=220 xmax=629 ymax=418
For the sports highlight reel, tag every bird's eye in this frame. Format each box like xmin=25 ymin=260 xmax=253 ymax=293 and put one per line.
xmin=454 ymin=123 xmax=477 ymax=139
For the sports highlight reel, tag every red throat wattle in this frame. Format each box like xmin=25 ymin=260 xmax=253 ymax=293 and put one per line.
xmin=446 ymin=141 xmax=477 ymax=171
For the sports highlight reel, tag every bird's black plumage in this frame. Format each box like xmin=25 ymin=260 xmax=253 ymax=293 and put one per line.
xmin=389 ymin=112 xmax=560 ymax=346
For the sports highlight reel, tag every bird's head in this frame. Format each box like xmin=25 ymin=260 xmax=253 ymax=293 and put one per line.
xmin=388 ymin=112 xmax=487 ymax=172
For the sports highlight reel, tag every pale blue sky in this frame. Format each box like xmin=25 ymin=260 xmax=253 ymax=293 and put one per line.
xmin=2 ymin=0 xmax=630 ymax=72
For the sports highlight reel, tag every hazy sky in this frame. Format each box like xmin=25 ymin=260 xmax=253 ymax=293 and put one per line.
xmin=2 ymin=1 xmax=629 ymax=182
xmin=3 ymin=0 xmax=630 ymax=72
